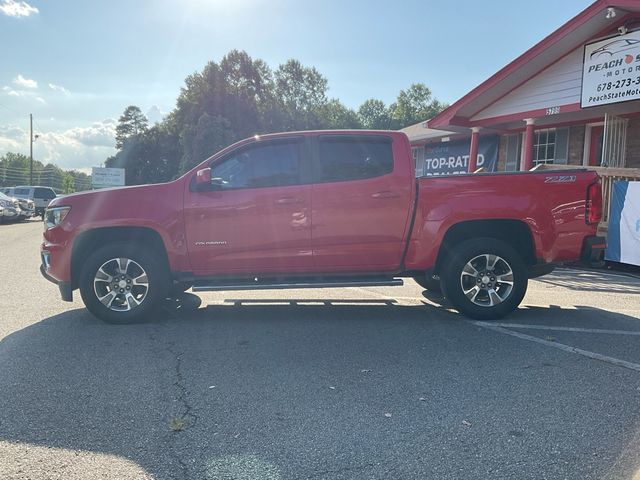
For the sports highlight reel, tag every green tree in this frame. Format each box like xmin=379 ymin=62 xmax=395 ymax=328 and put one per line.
xmin=318 ymin=99 xmax=362 ymax=129
xmin=103 ymin=51 xmax=446 ymax=185
xmin=40 ymin=164 xmax=64 ymax=191
xmin=115 ymin=106 xmax=149 ymax=150
xmin=107 ymin=122 xmax=181 ymax=185
xmin=389 ymin=83 xmax=447 ymax=129
xmin=61 ymin=173 xmax=75 ymax=194
xmin=358 ymin=99 xmax=392 ymax=129
xmin=275 ymin=59 xmax=328 ymax=129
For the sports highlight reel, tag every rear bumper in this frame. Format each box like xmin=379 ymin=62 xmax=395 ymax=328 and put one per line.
xmin=581 ymin=235 xmax=606 ymax=264
xmin=40 ymin=259 xmax=73 ymax=302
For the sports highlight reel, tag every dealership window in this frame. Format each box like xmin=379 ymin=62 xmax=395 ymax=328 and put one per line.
xmin=533 ymin=127 xmax=569 ymax=165
xmin=505 ymin=134 xmax=522 ymax=171
xmin=412 ymin=146 xmax=424 ymax=176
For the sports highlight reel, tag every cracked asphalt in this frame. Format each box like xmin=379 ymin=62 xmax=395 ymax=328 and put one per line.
xmin=1 ymin=220 xmax=640 ymax=479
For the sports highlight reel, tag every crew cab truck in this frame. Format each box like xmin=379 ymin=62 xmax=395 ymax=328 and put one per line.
xmin=40 ymin=130 xmax=604 ymax=324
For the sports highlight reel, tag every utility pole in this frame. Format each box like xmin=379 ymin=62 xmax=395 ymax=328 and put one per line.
xmin=29 ymin=113 xmax=33 ymax=185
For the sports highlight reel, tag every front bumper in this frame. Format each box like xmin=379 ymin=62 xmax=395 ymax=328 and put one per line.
xmin=581 ymin=235 xmax=606 ymax=264
xmin=40 ymin=246 xmax=73 ymax=302
xmin=2 ymin=207 xmax=20 ymax=219
xmin=40 ymin=262 xmax=73 ymax=302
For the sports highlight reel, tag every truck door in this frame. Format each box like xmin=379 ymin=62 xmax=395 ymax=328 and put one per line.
xmin=310 ymin=134 xmax=414 ymax=272
xmin=183 ymin=137 xmax=313 ymax=275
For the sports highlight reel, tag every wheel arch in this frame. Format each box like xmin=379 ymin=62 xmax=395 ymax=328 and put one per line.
xmin=434 ymin=219 xmax=536 ymax=275
xmin=71 ymin=226 xmax=169 ymax=290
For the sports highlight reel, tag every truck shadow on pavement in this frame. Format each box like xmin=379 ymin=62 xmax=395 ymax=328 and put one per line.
xmin=535 ymin=269 xmax=640 ymax=294
xmin=1 ymin=301 xmax=640 ymax=479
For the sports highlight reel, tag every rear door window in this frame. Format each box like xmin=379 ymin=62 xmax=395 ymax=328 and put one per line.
xmin=316 ymin=136 xmax=393 ymax=183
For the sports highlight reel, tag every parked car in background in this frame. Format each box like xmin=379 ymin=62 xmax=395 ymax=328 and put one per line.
xmin=0 ymin=192 xmax=21 ymax=223
xmin=2 ymin=186 xmax=57 ymax=218
xmin=16 ymin=197 xmax=35 ymax=220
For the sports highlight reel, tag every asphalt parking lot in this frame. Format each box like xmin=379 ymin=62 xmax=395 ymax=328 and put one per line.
xmin=1 ymin=220 xmax=640 ymax=480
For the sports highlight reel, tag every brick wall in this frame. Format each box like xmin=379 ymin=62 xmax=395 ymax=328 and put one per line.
xmin=567 ymin=125 xmax=585 ymax=166
xmin=624 ymin=117 xmax=640 ymax=169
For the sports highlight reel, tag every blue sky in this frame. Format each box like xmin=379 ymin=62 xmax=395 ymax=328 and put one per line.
xmin=0 ymin=0 xmax=592 ymax=172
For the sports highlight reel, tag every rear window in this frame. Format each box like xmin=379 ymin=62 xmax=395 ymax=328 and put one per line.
xmin=34 ymin=187 xmax=56 ymax=199
xmin=317 ymin=136 xmax=393 ymax=183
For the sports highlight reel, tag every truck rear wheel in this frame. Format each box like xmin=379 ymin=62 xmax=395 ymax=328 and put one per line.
xmin=79 ymin=242 xmax=170 ymax=324
xmin=441 ymin=238 xmax=528 ymax=320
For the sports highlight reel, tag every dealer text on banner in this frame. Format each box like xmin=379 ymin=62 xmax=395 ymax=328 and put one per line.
xmin=417 ymin=136 xmax=498 ymax=176
xmin=582 ymin=31 xmax=640 ymax=108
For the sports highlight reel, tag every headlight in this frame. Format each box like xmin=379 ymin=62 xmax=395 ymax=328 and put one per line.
xmin=44 ymin=206 xmax=71 ymax=229
xmin=0 ymin=199 xmax=10 ymax=208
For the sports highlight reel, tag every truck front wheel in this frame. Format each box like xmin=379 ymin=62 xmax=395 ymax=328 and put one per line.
xmin=441 ymin=238 xmax=528 ymax=320
xmin=79 ymin=242 xmax=170 ymax=324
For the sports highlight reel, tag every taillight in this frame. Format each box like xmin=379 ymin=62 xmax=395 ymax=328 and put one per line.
xmin=586 ymin=180 xmax=602 ymax=225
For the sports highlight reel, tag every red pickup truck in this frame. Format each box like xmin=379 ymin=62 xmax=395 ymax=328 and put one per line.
xmin=41 ymin=130 xmax=604 ymax=323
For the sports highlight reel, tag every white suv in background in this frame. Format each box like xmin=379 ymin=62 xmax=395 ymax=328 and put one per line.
xmin=2 ymin=186 xmax=57 ymax=218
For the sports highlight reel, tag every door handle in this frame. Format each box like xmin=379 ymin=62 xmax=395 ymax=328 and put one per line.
xmin=275 ymin=197 xmax=303 ymax=205
xmin=372 ymin=191 xmax=399 ymax=199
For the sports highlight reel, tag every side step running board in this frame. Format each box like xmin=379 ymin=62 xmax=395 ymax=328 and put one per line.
xmin=192 ymin=277 xmax=404 ymax=292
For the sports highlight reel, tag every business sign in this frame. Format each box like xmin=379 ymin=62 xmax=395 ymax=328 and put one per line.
xmin=606 ymin=181 xmax=640 ymax=266
xmin=91 ymin=167 xmax=125 ymax=189
xmin=582 ymin=31 xmax=640 ymax=108
xmin=418 ymin=135 xmax=498 ymax=176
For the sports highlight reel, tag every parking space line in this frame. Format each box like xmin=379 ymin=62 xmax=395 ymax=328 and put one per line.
xmin=472 ymin=322 xmax=640 ymax=373
xmin=474 ymin=322 xmax=640 ymax=336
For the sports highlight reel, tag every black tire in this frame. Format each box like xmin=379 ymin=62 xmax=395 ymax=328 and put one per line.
xmin=413 ymin=274 xmax=442 ymax=293
xmin=79 ymin=242 xmax=170 ymax=324
xmin=441 ymin=238 xmax=528 ymax=320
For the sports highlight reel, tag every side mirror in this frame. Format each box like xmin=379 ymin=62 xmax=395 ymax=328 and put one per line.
xmin=194 ymin=168 xmax=226 ymax=191
xmin=195 ymin=167 xmax=211 ymax=188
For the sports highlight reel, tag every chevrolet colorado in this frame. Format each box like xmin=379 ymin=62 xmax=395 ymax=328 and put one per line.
xmin=41 ymin=130 xmax=604 ymax=323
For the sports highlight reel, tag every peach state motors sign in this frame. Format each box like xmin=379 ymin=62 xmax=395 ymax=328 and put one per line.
xmin=582 ymin=31 xmax=640 ymax=108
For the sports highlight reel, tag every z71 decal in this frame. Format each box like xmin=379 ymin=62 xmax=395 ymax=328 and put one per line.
xmin=544 ymin=175 xmax=577 ymax=183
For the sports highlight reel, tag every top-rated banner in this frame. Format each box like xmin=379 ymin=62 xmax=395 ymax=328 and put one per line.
xmin=420 ymin=136 xmax=498 ymax=176
xmin=582 ymin=31 xmax=640 ymax=108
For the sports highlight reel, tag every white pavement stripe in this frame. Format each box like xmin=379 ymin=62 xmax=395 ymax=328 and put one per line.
xmin=472 ymin=322 xmax=640 ymax=373
xmin=475 ymin=322 xmax=640 ymax=336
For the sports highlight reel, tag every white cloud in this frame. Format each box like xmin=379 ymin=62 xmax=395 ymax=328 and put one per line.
xmin=0 ymin=120 xmax=117 ymax=170
xmin=48 ymin=83 xmax=71 ymax=95
xmin=64 ymin=119 xmax=117 ymax=148
xmin=3 ymin=86 xmax=20 ymax=96
xmin=2 ymin=84 xmax=45 ymax=103
xmin=146 ymin=105 xmax=166 ymax=125
xmin=13 ymin=74 xmax=37 ymax=89
xmin=0 ymin=0 xmax=38 ymax=17
xmin=0 ymin=125 xmax=28 ymax=151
